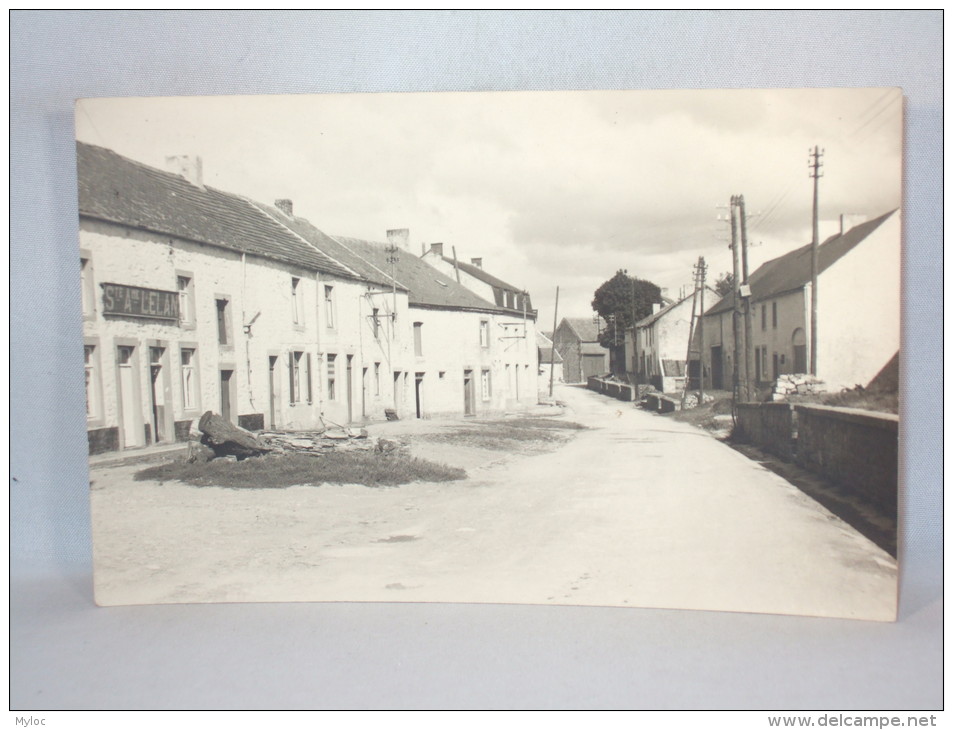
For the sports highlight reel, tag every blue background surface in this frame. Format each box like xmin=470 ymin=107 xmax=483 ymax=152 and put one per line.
xmin=10 ymin=10 xmax=942 ymax=709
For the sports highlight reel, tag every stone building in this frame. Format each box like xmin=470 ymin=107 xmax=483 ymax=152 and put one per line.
xmin=552 ymin=317 xmax=610 ymax=383
xmin=700 ymin=209 xmax=901 ymax=394
xmin=626 ymin=293 xmax=696 ymax=393
xmin=79 ymin=142 xmax=540 ymax=454
xmin=79 ymin=142 xmax=391 ymax=453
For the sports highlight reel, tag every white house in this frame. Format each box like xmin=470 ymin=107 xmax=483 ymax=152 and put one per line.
xmin=78 ymin=142 xmax=371 ymax=454
xmin=700 ymin=209 xmax=901 ymax=394
xmin=627 ymin=293 xmax=697 ymax=393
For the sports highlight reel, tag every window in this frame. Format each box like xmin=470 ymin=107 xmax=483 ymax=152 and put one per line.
xmin=181 ymin=348 xmax=198 ymax=411
xmin=288 ymin=351 xmax=312 ymax=404
xmin=772 ymin=302 xmax=778 ymax=329
xmin=216 ymin=298 xmax=230 ymax=345
xmin=80 ymin=256 xmax=95 ymax=318
xmin=374 ymin=362 xmax=380 ymax=396
xmin=324 ymin=285 xmax=335 ymax=329
xmin=480 ymin=320 xmax=489 ymax=349
xmin=177 ymin=274 xmax=195 ymax=328
xmin=84 ymin=344 xmax=100 ymax=419
xmin=291 ymin=277 xmax=302 ymax=325
xmin=327 ymin=354 xmax=337 ymax=400
xmin=414 ymin=322 xmax=423 ymax=357
xmin=761 ymin=305 xmax=767 ymax=331
xmin=481 ymin=369 xmax=491 ymax=401
xmin=372 ymin=308 xmax=380 ymax=340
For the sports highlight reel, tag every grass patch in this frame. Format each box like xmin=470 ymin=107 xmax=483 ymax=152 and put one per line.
xmin=426 ymin=418 xmax=586 ymax=450
xmin=666 ymin=394 xmax=734 ymax=432
xmin=819 ymin=390 xmax=898 ymax=414
xmin=135 ymin=452 xmax=466 ymax=489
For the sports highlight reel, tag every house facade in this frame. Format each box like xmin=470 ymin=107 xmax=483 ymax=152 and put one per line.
xmin=78 ymin=142 xmax=372 ymax=454
xmin=552 ymin=317 xmax=610 ymax=383
xmin=627 ymin=294 xmax=696 ymax=393
xmin=331 ymin=236 xmax=539 ymax=417
xmin=536 ymin=330 xmax=564 ymax=390
xmin=700 ymin=210 xmax=901 ymax=394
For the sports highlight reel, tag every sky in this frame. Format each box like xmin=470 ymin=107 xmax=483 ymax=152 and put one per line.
xmin=75 ymin=88 xmax=902 ymax=329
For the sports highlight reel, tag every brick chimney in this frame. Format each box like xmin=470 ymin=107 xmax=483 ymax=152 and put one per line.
xmin=470 ymin=257 xmax=483 ymax=269
xmin=165 ymin=155 xmax=203 ymax=188
xmin=386 ymin=228 xmax=410 ymax=251
xmin=430 ymin=242 xmax=444 ymax=256
xmin=275 ymin=199 xmax=293 ymax=216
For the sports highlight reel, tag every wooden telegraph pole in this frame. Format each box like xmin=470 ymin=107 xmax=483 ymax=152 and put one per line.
xmin=729 ymin=196 xmax=744 ymax=409
xmin=738 ymin=194 xmax=754 ymax=401
xmin=808 ymin=146 xmax=823 ymax=375
xmin=681 ymin=256 xmax=707 ymax=408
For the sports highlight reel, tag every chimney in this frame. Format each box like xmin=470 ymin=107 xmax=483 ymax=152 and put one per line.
xmin=470 ymin=257 xmax=483 ymax=269
xmin=652 ymin=303 xmax=662 ymax=314
xmin=165 ymin=155 xmax=203 ymax=188
xmin=839 ymin=214 xmax=844 ymax=235
xmin=386 ymin=228 xmax=410 ymax=251
xmin=430 ymin=242 xmax=444 ymax=256
xmin=275 ymin=199 xmax=293 ymax=217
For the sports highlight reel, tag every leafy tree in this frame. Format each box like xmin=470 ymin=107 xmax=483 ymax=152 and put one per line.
xmin=591 ymin=269 xmax=662 ymax=349
xmin=714 ymin=272 xmax=735 ymax=298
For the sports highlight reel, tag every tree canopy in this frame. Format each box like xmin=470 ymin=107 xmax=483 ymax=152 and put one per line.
xmin=591 ymin=270 xmax=662 ymax=348
xmin=714 ymin=271 xmax=735 ymax=298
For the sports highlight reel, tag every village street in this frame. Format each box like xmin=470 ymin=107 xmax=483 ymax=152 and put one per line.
xmin=91 ymin=384 xmax=896 ymax=621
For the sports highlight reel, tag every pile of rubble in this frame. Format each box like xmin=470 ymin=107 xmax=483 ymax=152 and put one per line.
xmin=190 ymin=411 xmax=404 ymax=462
xmin=681 ymin=392 xmax=716 ymax=410
xmin=771 ymin=374 xmax=826 ymax=401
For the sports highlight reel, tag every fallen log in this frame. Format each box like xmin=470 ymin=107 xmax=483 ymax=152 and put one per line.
xmin=198 ymin=411 xmax=272 ymax=460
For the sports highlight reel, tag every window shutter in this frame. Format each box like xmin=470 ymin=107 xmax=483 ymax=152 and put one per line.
xmin=288 ymin=352 xmax=295 ymax=403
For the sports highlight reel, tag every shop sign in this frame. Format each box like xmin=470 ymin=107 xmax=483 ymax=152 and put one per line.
xmin=101 ymin=282 xmax=179 ymax=322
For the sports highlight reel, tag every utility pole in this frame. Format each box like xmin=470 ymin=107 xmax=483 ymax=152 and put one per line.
xmin=681 ymin=256 xmax=707 ymax=408
xmin=729 ymin=196 xmax=744 ymax=410
xmin=738 ymin=194 xmax=754 ymax=401
xmin=809 ymin=146 xmax=823 ymax=375
xmin=385 ymin=244 xmax=400 ymax=328
xmin=549 ymin=286 xmax=559 ymax=398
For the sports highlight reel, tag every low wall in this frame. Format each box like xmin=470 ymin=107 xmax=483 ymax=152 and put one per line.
xmin=734 ymin=402 xmax=795 ymax=460
xmin=794 ymin=405 xmax=898 ymax=520
xmin=587 ymin=377 xmax=633 ymax=402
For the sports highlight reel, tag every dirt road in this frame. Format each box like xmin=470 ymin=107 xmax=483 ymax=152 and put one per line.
xmin=91 ymin=384 xmax=897 ymax=620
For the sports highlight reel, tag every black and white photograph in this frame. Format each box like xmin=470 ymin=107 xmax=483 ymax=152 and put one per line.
xmin=77 ymin=88 xmax=901 ymax=621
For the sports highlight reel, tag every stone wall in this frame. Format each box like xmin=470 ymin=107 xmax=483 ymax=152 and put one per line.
xmin=734 ymin=402 xmax=796 ymax=460
xmin=794 ymin=405 xmax=898 ymax=521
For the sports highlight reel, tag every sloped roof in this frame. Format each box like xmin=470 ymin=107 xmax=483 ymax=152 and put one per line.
xmin=256 ymin=205 xmax=403 ymax=291
xmin=441 ymin=256 xmax=521 ymax=293
xmin=705 ymin=210 xmax=897 ymax=316
xmin=581 ymin=342 xmax=609 ymax=356
xmin=538 ymin=347 xmax=563 ymax=364
xmin=333 ymin=236 xmax=507 ymax=312
xmin=636 ymin=292 xmax=694 ymax=329
xmin=561 ymin=317 xmax=603 ymax=342
xmin=77 ymin=142 xmax=355 ymax=278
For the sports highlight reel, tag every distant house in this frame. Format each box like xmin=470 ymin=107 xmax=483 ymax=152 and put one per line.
xmin=701 ymin=209 xmax=900 ymax=393
xmin=626 ymin=293 xmax=696 ymax=393
xmin=536 ymin=330 xmax=563 ymax=388
xmin=421 ymin=244 xmax=534 ymax=317
xmin=552 ymin=317 xmax=610 ymax=383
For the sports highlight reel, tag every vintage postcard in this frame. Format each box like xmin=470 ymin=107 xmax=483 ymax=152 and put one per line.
xmin=78 ymin=89 xmax=901 ymax=619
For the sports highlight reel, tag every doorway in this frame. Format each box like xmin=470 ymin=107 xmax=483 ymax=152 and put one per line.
xmin=220 ymin=369 xmax=234 ymax=423
xmin=346 ymin=355 xmax=354 ymax=423
xmin=415 ymin=372 xmax=424 ymax=419
xmin=463 ymin=369 xmax=474 ymax=416
xmin=710 ymin=346 xmax=724 ymax=390
xmin=117 ymin=344 xmax=144 ymax=448
xmin=268 ymin=355 xmax=279 ymax=429
xmin=393 ymin=370 xmax=402 ymax=416
xmin=148 ymin=346 xmax=170 ymax=443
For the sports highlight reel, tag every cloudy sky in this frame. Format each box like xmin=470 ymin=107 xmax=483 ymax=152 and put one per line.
xmin=75 ymin=89 xmax=902 ymax=326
